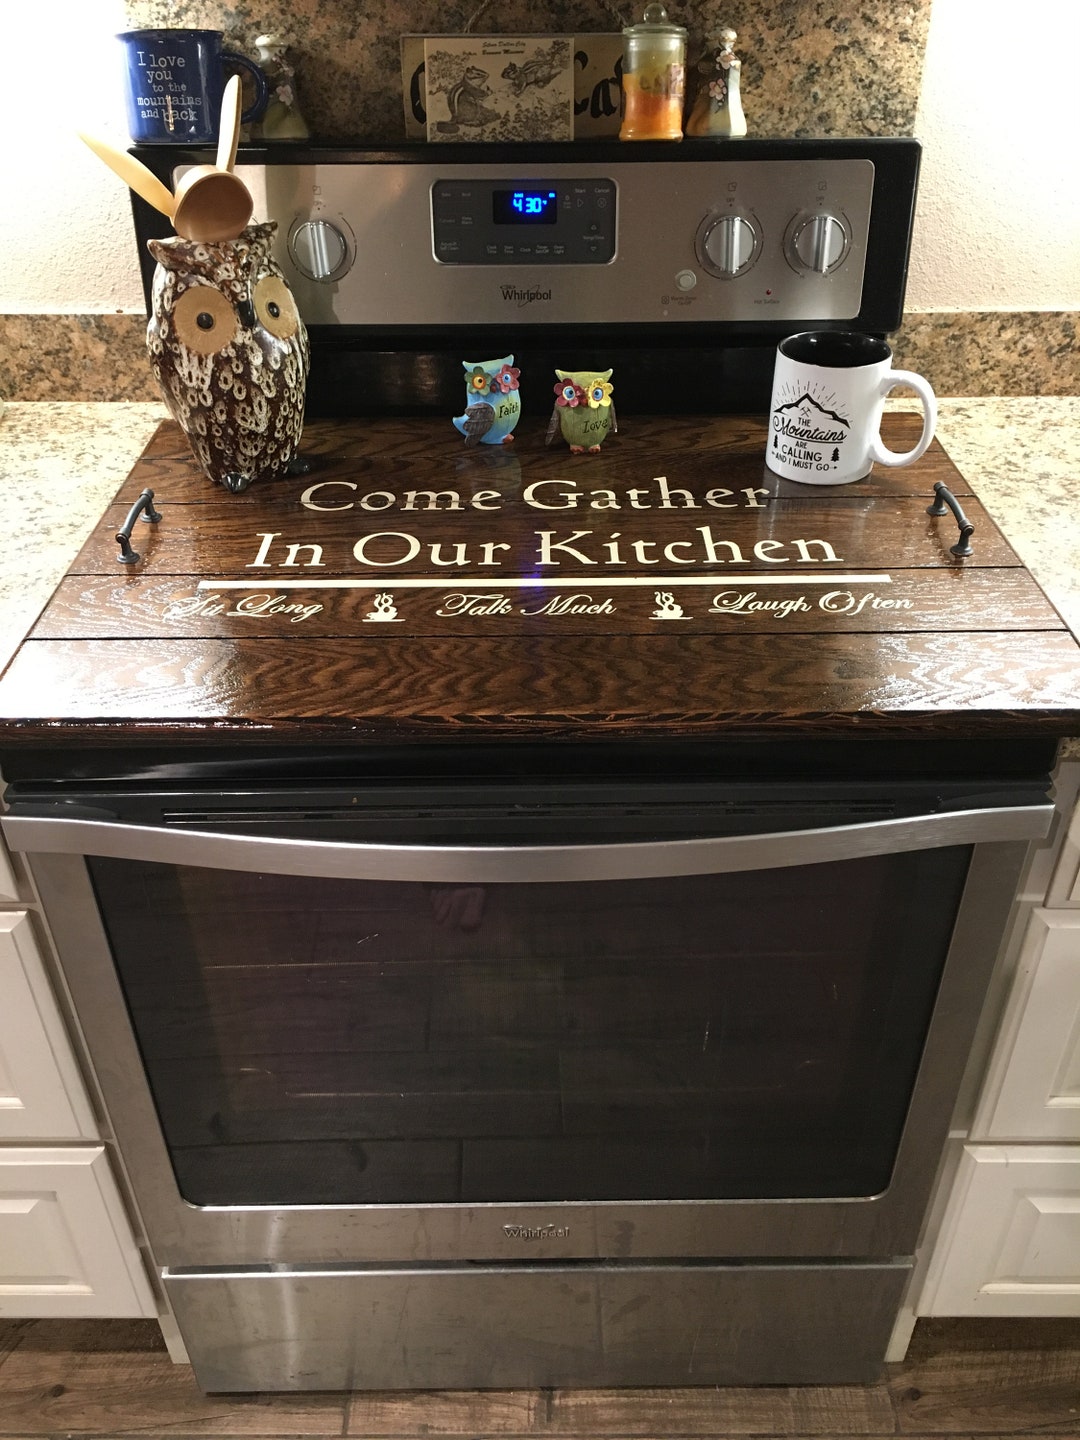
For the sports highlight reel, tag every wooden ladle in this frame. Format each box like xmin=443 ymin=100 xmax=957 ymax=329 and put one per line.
xmin=78 ymin=75 xmax=253 ymax=244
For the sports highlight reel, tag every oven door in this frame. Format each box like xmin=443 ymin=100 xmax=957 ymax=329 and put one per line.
xmin=4 ymin=785 xmax=1048 ymax=1272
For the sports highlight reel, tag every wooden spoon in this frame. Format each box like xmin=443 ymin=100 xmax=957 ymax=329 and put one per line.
xmin=216 ymin=70 xmax=243 ymax=173
xmin=77 ymin=133 xmax=177 ymax=220
xmin=170 ymin=76 xmax=253 ymax=243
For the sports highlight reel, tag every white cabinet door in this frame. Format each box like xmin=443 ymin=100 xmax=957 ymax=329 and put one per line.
xmin=922 ymin=1145 xmax=1080 ymax=1316
xmin=974 ymin=910 xmax=1080 ymax=1141
xmin=0 ymin=912 xmax=97 ymax=1141
xmin=0 ymin=1146 xmax=156 ymax=1317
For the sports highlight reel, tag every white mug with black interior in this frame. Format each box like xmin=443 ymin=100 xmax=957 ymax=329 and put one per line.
xmin=766 ymin=330 xmax=937 ymax=485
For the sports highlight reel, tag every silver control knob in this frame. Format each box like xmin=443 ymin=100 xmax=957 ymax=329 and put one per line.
xmin=696 ymin=212 xmax=762 ymax=279
xmin=288 ymin=219 xmax=350 ymax=282
xmin=785 ymin=212 xmax=850 ymax=275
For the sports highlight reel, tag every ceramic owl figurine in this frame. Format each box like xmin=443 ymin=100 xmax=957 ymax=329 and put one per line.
xmin=146 ymin=222 xmax=310 ymax=493
xmin=546 ymin=369 xmax=617 ymax=452
xmin=452 ymin=356 xmax=521 ymax=445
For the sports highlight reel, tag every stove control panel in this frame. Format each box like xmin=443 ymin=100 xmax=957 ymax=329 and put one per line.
xmin=229 ymin=156 xmax=878 ymax=327
xmin=430 ymin=178 xmax=617 ymax=265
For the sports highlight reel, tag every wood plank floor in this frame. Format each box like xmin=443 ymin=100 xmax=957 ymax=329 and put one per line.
xmin=0 ymin=1318 xmax=1077 ymax=1437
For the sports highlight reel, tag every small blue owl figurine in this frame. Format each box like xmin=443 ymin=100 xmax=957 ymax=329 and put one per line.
xmin=453 ymin=356 xmax=521 ymax=446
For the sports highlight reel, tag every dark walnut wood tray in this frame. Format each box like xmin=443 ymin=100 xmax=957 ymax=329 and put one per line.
xmin=2 ymin=412 xmax=1079 ymax=744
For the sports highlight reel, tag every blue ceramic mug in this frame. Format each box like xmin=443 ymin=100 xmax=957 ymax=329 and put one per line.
xmin=119 ymin=30 xmax=269 ymax=143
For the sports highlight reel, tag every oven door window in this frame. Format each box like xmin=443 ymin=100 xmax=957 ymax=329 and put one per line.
xmin=87 ymin=847 xmax=969 ymax=1207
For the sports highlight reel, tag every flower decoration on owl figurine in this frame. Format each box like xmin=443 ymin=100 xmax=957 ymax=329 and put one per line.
xmin=555 ymin=378 xmax=587 ymax=408
xmin=547 ymin=369 xmax=617 ymax=453
xmin=492 ymin=362 xmax=521 ymax=394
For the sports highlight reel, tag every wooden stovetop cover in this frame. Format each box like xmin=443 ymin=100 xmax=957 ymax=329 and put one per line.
xmin=2 ymin=412 xmax=1080 ymax=744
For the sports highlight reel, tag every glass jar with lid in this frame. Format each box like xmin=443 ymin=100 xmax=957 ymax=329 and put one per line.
xmin=619 ymin=2 xmax=687 ymax=141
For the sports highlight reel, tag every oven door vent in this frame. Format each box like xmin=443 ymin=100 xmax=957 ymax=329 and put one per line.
xmin=161 ymin=797 xmax=905 ymax=845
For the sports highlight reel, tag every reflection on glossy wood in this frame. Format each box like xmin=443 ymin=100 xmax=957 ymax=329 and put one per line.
xmin=30 ymin=568 xmax=1062 ymax=640
xmin=2 ymin=630 xmax=1080 ymax=741
xmin=69 ymin=497 xmax=1020 ymax=577
xmin=139 ymin=412 xmax=773 ymax=465
xmin=121 ymin=413 xmax=970 ymax=506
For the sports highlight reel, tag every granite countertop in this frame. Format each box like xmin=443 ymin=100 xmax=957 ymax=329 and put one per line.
xmin=2 ymin=396 xmax=1078 ymax=688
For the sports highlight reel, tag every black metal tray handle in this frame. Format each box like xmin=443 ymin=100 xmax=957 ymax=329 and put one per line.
xmin=927 ymin=482 xmax=975 ymax=557
xmin=116 ymin=488 xmax=162 ymax=565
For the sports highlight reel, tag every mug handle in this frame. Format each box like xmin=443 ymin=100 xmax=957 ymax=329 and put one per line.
xmin=869 ymin=370 xmax=938 ymax=468
xmin=221 ymin=52 xmax=270 ymax=124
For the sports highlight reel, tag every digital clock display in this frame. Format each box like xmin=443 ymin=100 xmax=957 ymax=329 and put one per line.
xmin=492 ymin=189 xmax=558 ymax=225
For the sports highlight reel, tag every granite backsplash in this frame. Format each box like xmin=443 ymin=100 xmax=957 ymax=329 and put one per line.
xmin=121 ymin=0 xmax=931 ymax=143
xmin=3 ymin=311 xmax=1077 ymax=404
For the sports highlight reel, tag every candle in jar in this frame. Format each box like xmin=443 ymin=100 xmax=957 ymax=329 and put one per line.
xmin=619 ymin=2 xmax=687 ymax=141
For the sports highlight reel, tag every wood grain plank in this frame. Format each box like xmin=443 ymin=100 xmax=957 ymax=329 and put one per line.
xmin=122 ymin=414 xmax=972 ymax=505
xmin=28 ymin=569 xmax=1067 ymax=641
xmin=0 ymin=1320 xmax=346 ymax=1435
xmin=0 ymin=1317 xmax=1075 ymax=1433
xmin=138 ymin=413 xmax=773 ymax=463
xmin=347 ymin=1383 xmax=896 ymax=1435
xmin=348 ymin=1388 xmax=546 ymax=1435
xmin=2 ymin=631 xmax=1080 ymax=741
xmin=3 ymin=414 xmax=1072 ymax=745
xmin=70 ymin=496 xmax=1020 ymax=577
xmin=891 ymin=1317 xmax=1080 ymax=1433
xmin=313 ymin=412 xmax=776 ymax=462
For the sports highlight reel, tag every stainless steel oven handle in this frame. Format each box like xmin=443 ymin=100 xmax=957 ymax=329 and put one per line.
xmin=2 ymin=805 xmax=1053 ymax=884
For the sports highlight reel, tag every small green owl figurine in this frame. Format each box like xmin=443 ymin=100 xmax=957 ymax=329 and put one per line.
xmin=546 ymin=369 xmax=617 ymax=452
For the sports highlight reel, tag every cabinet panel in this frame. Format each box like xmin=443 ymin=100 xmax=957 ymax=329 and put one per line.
xmin=1047 ymin=785 xmax=1080 ymax=905
xmin=0 ymin=1146 xmax=156 ymax=1317
xmin=0 ymin=912 xmax=96 ymax=1141
xmin=974 ymin=910 xmax=1080 ymax=1141
xmin=924 ymin=1145 xmax=1080 ymax=1316
xmin=0 ymin=831 xmax=18 ymax=902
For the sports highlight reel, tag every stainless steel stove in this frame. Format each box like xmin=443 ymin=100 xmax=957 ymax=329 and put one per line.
xmin=130 ymin=137 xmax=920 ymax=413
xmin=6 ymin=136 xmax=1035 ymax=1395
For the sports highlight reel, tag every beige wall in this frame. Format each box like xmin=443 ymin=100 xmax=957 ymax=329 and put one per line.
xmin=1 ymin=0 xmax=136 ymax=312
xmin=905 ymin=0 xmax=1080 ymax=312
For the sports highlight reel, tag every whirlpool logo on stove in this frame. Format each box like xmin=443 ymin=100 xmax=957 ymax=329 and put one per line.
xmin=501 ymin=284 xmax=553 ymax=308
xmin=503 ymin=1223 xmax=571 ymax=1241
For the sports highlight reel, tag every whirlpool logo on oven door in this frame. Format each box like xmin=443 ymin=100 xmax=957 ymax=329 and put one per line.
xmin=500 ymin=285 xmax=553 ymax=308
xmin=503 ymin=1223 xmax=571 ymax=1241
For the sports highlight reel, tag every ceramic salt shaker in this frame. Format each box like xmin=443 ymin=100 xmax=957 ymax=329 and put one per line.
xmin=685 ymin=28 xmax=747 ymax=138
